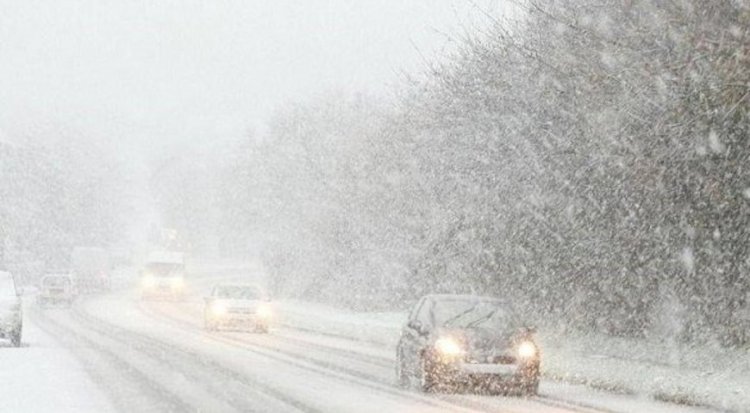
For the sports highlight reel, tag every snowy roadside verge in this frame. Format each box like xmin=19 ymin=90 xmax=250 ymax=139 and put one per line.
xmin=0 ymin=305 xmax=115 ymax=413
xmin=277 ymin=300 xmax=749 ymax=412
xmin=277 ymin=300 xmax=404 ymax=349
xmin=539 ymin=331 xmax=749 ymax=412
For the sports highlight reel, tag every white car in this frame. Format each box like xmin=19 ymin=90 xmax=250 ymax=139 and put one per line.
xmin=38 ymin=273 xmax=76 ymax=307
xmin=0 ymin=271 xmax=22 ymax=347
xmin=140 ymin=253 xmax=186 ymax=300
xmin=204 ymin=284 xmax=272 ymax=333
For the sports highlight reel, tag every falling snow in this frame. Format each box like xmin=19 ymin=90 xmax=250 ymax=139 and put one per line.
xmin=0 ymin=1 xmax=749 ymax=412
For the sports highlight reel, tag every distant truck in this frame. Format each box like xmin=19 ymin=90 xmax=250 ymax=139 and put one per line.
xmin=71 ymin=247 xmax=111 ymax=293
xmin=140 ymin=251 xmax=186 ymax=300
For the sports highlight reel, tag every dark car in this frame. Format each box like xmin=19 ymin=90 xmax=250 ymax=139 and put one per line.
xmin=396 ymin=294 xmax=540 ymax=395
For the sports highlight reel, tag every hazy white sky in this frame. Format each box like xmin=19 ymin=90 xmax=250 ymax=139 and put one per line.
xmin=0 ymin=0 xmax=501 ymax=153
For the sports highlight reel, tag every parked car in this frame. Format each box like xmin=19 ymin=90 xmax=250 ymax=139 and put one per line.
xmin=204 ymin=284 xmax=272 ymax=333
xmin=140 ymin=251 xmax=186 ymax=300
xmin=38 ymin=273 xmax=76 ymax=307
xmin=396 ymin=294 xmax=540 ymax=395
xmin=0 ymin=271 xmax=22 ymax=347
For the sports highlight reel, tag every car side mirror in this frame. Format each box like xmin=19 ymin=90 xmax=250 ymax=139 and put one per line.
xmin=408 ymin=320 xmax=428 ymax=335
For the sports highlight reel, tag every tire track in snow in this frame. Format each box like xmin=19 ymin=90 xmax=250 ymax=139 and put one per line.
xmin=142 ymin=298 xmax=609 ymax=413
xmin=137 ymin=299 xmax=494 ymax=413
xmin=66 ymin=302 xmax=321 ymax=413
xmin=29 ymin=305 xmax=198 ymax=413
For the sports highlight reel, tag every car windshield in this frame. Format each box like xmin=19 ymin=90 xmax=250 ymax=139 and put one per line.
xmin=215 ymin=286 xmax=261 ymax=300
xmin=145 ymin=263 xmax=184 ymax=277
xmin=433 ymin=299 xmax=512 ymax=329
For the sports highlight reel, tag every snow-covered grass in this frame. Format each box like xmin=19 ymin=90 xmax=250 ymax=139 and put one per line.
xmin=276 ymin=300 xmax=750 ymax=412
xmin=539 ymin=331 xmax=750 ymax=412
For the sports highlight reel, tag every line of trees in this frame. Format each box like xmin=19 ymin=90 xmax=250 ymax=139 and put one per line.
xmin=152 ymin=1 xmax=749 ymax=346
xmin=0 ymin=127 xmax=126 ymax=283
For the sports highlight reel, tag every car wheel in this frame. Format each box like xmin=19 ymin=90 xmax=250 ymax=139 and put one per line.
xmin=10 ymin=329 xmax=21 ymax=347
xmin=521 ymin=377 xmax=539 ymax=396
xmin=395 ymin=349 xmax=410 ymax=389
xmin=419 ymin=355 xmax=438 ymax=392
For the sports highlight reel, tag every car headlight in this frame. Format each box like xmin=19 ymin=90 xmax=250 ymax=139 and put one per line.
xmin=170 ymin=277 xmax=185 ymax=289
xmin=256 ymin=303 xmax=272 ymax=319
xmin=518 ymin=340 xmax=537 ymax=358
xmin=435 ymin=337 xmax=464 ymax=357
xmin=211 ymin=301 xmax=227 ymax=316
xmin=141 ymin=276 xmax=156 ymax=289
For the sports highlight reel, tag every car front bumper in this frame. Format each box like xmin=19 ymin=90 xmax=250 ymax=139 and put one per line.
xmin=0 ymin=318 xmax=21 ymax=336
xmin=208 ymin=313 xmax=269 ymax=327
xmin=428 ymin=357 xmax=539 ymax=388
xmin=40 ymin=293 xmax=74 ymax=302
xmin=459 ymin=362 xmax=519 ymax=376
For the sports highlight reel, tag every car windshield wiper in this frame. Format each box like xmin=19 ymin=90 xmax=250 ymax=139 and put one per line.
xmin=465 ymin=309 xmax=498 ymax=329
xmin=442 ymin=303 xmax=479 ymax=327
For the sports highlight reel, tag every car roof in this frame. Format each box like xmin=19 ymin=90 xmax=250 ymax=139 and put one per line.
xmin=146 ymin=251 xmax=184 ymax=264
xmin=43 ymin=273 xmax=71 ymax=278
xmin=424 ymin=294 xmax=507 ymax=304
xmin=213 ymin=283 xmax=262 ymax=290
xmin=212 ymin=283 xmax=267 ymax=296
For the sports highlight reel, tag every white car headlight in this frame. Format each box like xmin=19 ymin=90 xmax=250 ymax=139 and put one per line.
xmin=435 ymin=337 xmax=464 ymax=357
xmin=141 ymin=276 xmax=156 ymax=289
xmin=170 ymin=277 xmax=185 ymax=289
xmin=211 ymin=301 xmax=227 ymax=316
xmin=518 ymin=340 xmax=537 ymax=358
xmin=256 ymin=303 xmax=272 ymax=319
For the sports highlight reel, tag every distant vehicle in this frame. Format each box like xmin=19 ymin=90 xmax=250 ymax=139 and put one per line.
xmin=140 ymin=251 xmax=186 ymax=300
xmin=38 ymin=273 xmax=76 ymax=307
xmin=0 ymin=271 xmax=22 ymax=347
xmin=204 ymin=284 xmax=271 ymax=333
xmin=396 ymin=294 xmax=540 ymax=395
xmin=71 ymin=247 xmax=111 ymax=293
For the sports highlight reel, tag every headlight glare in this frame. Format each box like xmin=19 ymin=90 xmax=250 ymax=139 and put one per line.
xmin=170 ymin=277 xmax=185 ymax=289
xmin=141 ymin=276 xmax=156 ymax=289
xmin=435 ymin=337 xmax=464 ymax=356
xmin=211 ymin=301 xmax=227 ymax=316
xmin=518 ymin=340 xmax=537 ymax=358
xmin=257 ymin=303 xmax=272 ymax=318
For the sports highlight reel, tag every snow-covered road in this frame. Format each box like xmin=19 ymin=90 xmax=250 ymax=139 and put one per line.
xmin=9 ymin=286 xmax=720 ymax=413
xmin=0 ymin=308 xmax=114 ymax=413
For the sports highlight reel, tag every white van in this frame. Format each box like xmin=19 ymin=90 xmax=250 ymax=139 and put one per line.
xmin=140 ymin=251 xmax=186 ymax=300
